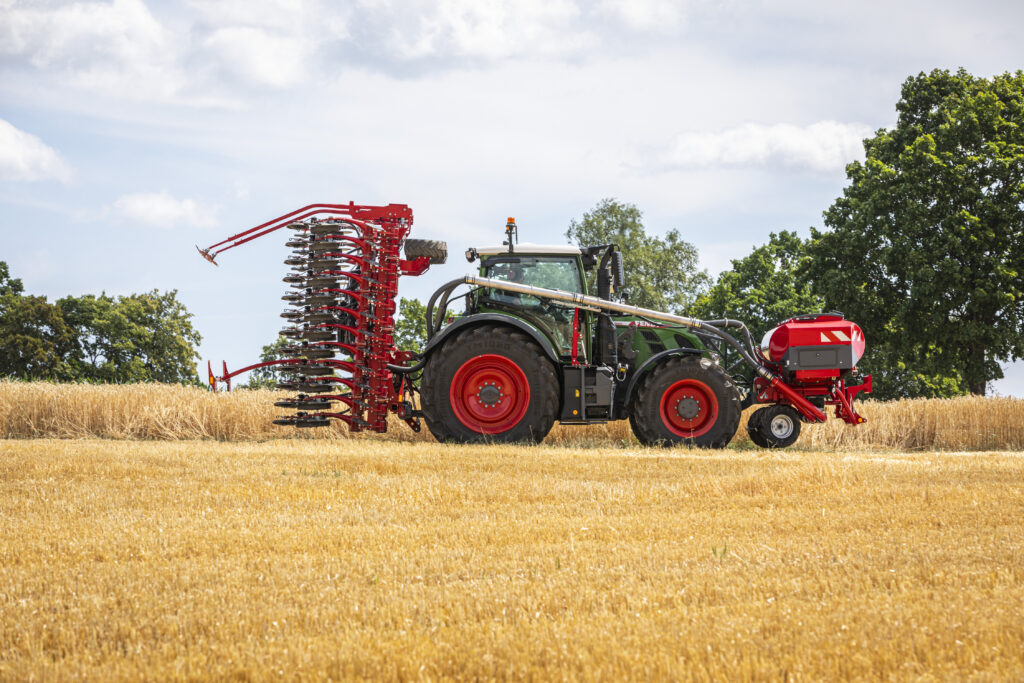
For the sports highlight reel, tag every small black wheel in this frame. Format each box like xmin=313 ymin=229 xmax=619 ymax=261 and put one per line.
xmin=405 ymin=238 xmax=447 ymax=264
xmin=420 ymin=324 xmax=557 ymax=443
xmin=750 ymin=405 xmax=802 ymax=448
xmin=629 ymin=355 xmax=741 ymax=448
xmin=746 ymin=407 xmax=772 ymax=448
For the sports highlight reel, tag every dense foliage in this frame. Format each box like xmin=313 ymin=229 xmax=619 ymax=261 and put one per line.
xmin=805 ymin=69 xmax=1024 ymax=397
xmin=692 ymin=231 xmax=823 ymax=341
xmin=394 ymin=297 xmax=428 ymax=355
xmin=565 ymin=198 xmax=710 ymax=314
xmin=0 ymin=262 xmax=202 ymax=384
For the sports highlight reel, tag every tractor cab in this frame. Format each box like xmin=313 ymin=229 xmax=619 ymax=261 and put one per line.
xmin=466 ymin=237 xmax=627 ymax=361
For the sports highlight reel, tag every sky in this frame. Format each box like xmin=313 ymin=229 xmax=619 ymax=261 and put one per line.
xmin=1 ymin=0 xmax=1023 ymax=393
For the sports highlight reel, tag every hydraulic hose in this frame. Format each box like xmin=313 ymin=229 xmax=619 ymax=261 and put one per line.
xmin=425 ymin=278 xmax=466 ymax=339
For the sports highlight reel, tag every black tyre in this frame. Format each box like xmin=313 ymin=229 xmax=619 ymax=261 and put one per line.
xmin=420 ymin=324 xmax=557 ymax=443
xmin=746 ymin=407 xmax=772 ymax=448
xmin=630 ymin=356 xmax=741 ymax=448
xmin=750 ymin=405 xmax=801 ymax=448
xmin=405 ymin=238 xmax=447 ymax=264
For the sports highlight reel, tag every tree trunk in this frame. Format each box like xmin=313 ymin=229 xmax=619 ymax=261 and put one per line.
xmin=970 ymin=380 xmax=987 ymax=396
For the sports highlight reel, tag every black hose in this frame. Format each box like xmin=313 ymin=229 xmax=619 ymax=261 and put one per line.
xmin=388 ymin=359 xmax=427 ymax=374
xmin=703 ymin=318 xmax=760 ymax=359
xmin=694 ymin=322 xmax=764 ymax=372
xmin=425 ymin=278 xmax=465 ymax=339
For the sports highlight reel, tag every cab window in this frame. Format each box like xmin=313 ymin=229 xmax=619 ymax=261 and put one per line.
xmin=485 ymin=257 xmax=582 ymax=304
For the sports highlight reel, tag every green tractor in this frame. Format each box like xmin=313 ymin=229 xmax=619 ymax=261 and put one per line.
xmin=416 ymin=220 xmax=744 ymax=447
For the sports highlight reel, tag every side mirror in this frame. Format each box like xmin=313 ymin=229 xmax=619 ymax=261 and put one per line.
xmin=612 ymin=251 xmax=625 ymax=290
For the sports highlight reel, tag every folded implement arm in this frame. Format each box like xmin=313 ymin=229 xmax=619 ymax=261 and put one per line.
xmin=200 ymin=202 xmax=441 ymax=432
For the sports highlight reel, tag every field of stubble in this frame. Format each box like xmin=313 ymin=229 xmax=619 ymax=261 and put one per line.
xmin=2 ymin=437 xmax=1022 ymax=681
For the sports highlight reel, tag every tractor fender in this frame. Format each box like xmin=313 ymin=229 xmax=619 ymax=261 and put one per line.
xmin=421 ymin=314 xmax=560 ymax=364
xmin=620 ymin=347 xmax=705 ymax=411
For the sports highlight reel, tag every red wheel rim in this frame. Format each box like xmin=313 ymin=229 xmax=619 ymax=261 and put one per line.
xmin=659 ymin=379 xmax=719 ymax=437
xmin=450 ymin=354 xmax=531 ymax=434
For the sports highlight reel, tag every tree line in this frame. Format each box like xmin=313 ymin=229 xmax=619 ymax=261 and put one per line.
xmin=0 ymin=262 xmax=201 ymax=384
xmin=400 ymin=68 xmax=1024 ymax=399
xmin=4 ymin=68 xmax=1021 ymax=398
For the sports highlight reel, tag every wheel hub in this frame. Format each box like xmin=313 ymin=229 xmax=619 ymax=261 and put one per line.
xmin=675 ymin=396 xmax=700 ymax=419
xmin=478 ymin=383 xmax=501 ymax=406
xmin=770 ymin=414 xmax=794 ymax=439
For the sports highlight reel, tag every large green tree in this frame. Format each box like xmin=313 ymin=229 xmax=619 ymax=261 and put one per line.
xmin=805 ymin=68 xmax=1024 ymax=396
xmin=394 ymin=297 xmax=428 ymax=355
xmin=245 ymin=336 xmax=289 ymax=389
xmin=58 ymin=290 xmax=202 ymax=384
xmin=565 ymin=199 xmax=710 ymax=314
xmin=0 ymin=290 xmax=74 ymax=380
xmin=692 ymin=231 xmax=823 ymax=340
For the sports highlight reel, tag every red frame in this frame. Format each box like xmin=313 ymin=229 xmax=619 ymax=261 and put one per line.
xmin=203 ymin=202 xmax=433 ymax=433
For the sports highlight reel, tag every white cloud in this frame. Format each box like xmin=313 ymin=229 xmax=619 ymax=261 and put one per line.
xmin=598 ymin=0 xmax=685 ymax=31
xmin=0 ymin=0 xmax=181 ymax=98
xmin=664 ymin=121 xmax=871 ymax=172
xmin=347 ymin=0 xmax=593 ymax=62
xmin=195 ymin=27 xmax=310 ymax=88
xmin=0 ymin=119 xmax=72 ymax=182
xmin=113 ymin=191 xmax=218 ymax=228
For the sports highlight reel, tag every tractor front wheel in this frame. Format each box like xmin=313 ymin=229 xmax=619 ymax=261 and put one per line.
xmin=630 ymin=356 xmax=741 ymax=448
xmin=421 ymin=325 xmax=558 ymax=443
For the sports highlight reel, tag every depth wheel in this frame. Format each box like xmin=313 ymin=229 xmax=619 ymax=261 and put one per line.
xmin=752 ymin=405 xmax=801 ymax=448
xmin=746 ymin=407 xmax=772 ymax=448
xmin=420 ymin=324 xmax=557 ymax=443
xmin=630 ymin=356 xmax=741 ymax=448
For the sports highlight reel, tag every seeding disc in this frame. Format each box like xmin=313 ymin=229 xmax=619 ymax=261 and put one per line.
xmin=310 ymin=222 xmax=357 ymax=235
xmin=274 ymin=398 xmax=334 ymax=410
xmin=300 ymin=330 xmax=335 ymax=341
xmin=306 ymin=277 xmax=341 ymax=289
xmin=298 ymin=348 xmax=336 ymax=360
xmin=304 ymin=295 xmax=337 ymax=307
xmin=291 ymin=365 xmax=335 ymax=376
xmin=296 ymin=382 xmax=336 ymax=393
xmin=309 ymin=241 xmax=344 ymax=252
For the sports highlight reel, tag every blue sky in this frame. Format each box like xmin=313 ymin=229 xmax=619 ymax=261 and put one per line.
xmin=2 ymin=0 xmax=1023 ymax=393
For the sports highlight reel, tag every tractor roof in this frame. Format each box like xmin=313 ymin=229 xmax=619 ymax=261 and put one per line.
xmin=474 ymin=243 xmax=582 ymax=257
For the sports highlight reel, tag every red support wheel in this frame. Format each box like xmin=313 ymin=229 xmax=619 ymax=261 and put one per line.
xmin=449 ymin=354 xmax=531 ymax=434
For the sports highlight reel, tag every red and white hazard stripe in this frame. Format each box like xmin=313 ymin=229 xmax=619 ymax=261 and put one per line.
xmin=819 ymin=329 xmax=851 ymax=343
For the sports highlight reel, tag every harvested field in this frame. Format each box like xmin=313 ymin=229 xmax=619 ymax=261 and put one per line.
xmin=2 ymin=381 xmax=1024 ymax=451
xmin=1 ymin=438 xmax=1022 ymax=680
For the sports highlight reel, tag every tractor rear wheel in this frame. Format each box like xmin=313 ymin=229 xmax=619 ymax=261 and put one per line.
xmin=421 ymin=325 xmax=557 ymax=443
xmin=630 ymin=356 xmax=741 ymax=448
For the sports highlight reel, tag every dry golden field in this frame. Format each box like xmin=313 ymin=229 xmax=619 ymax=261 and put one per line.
xmin=2 ymin=438 xmax=1023 ymax=680
xmin=2 ymin=383 xmax=1024 ymax=679
xmin=3 ymin=381 xmax=1024 ymax=450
